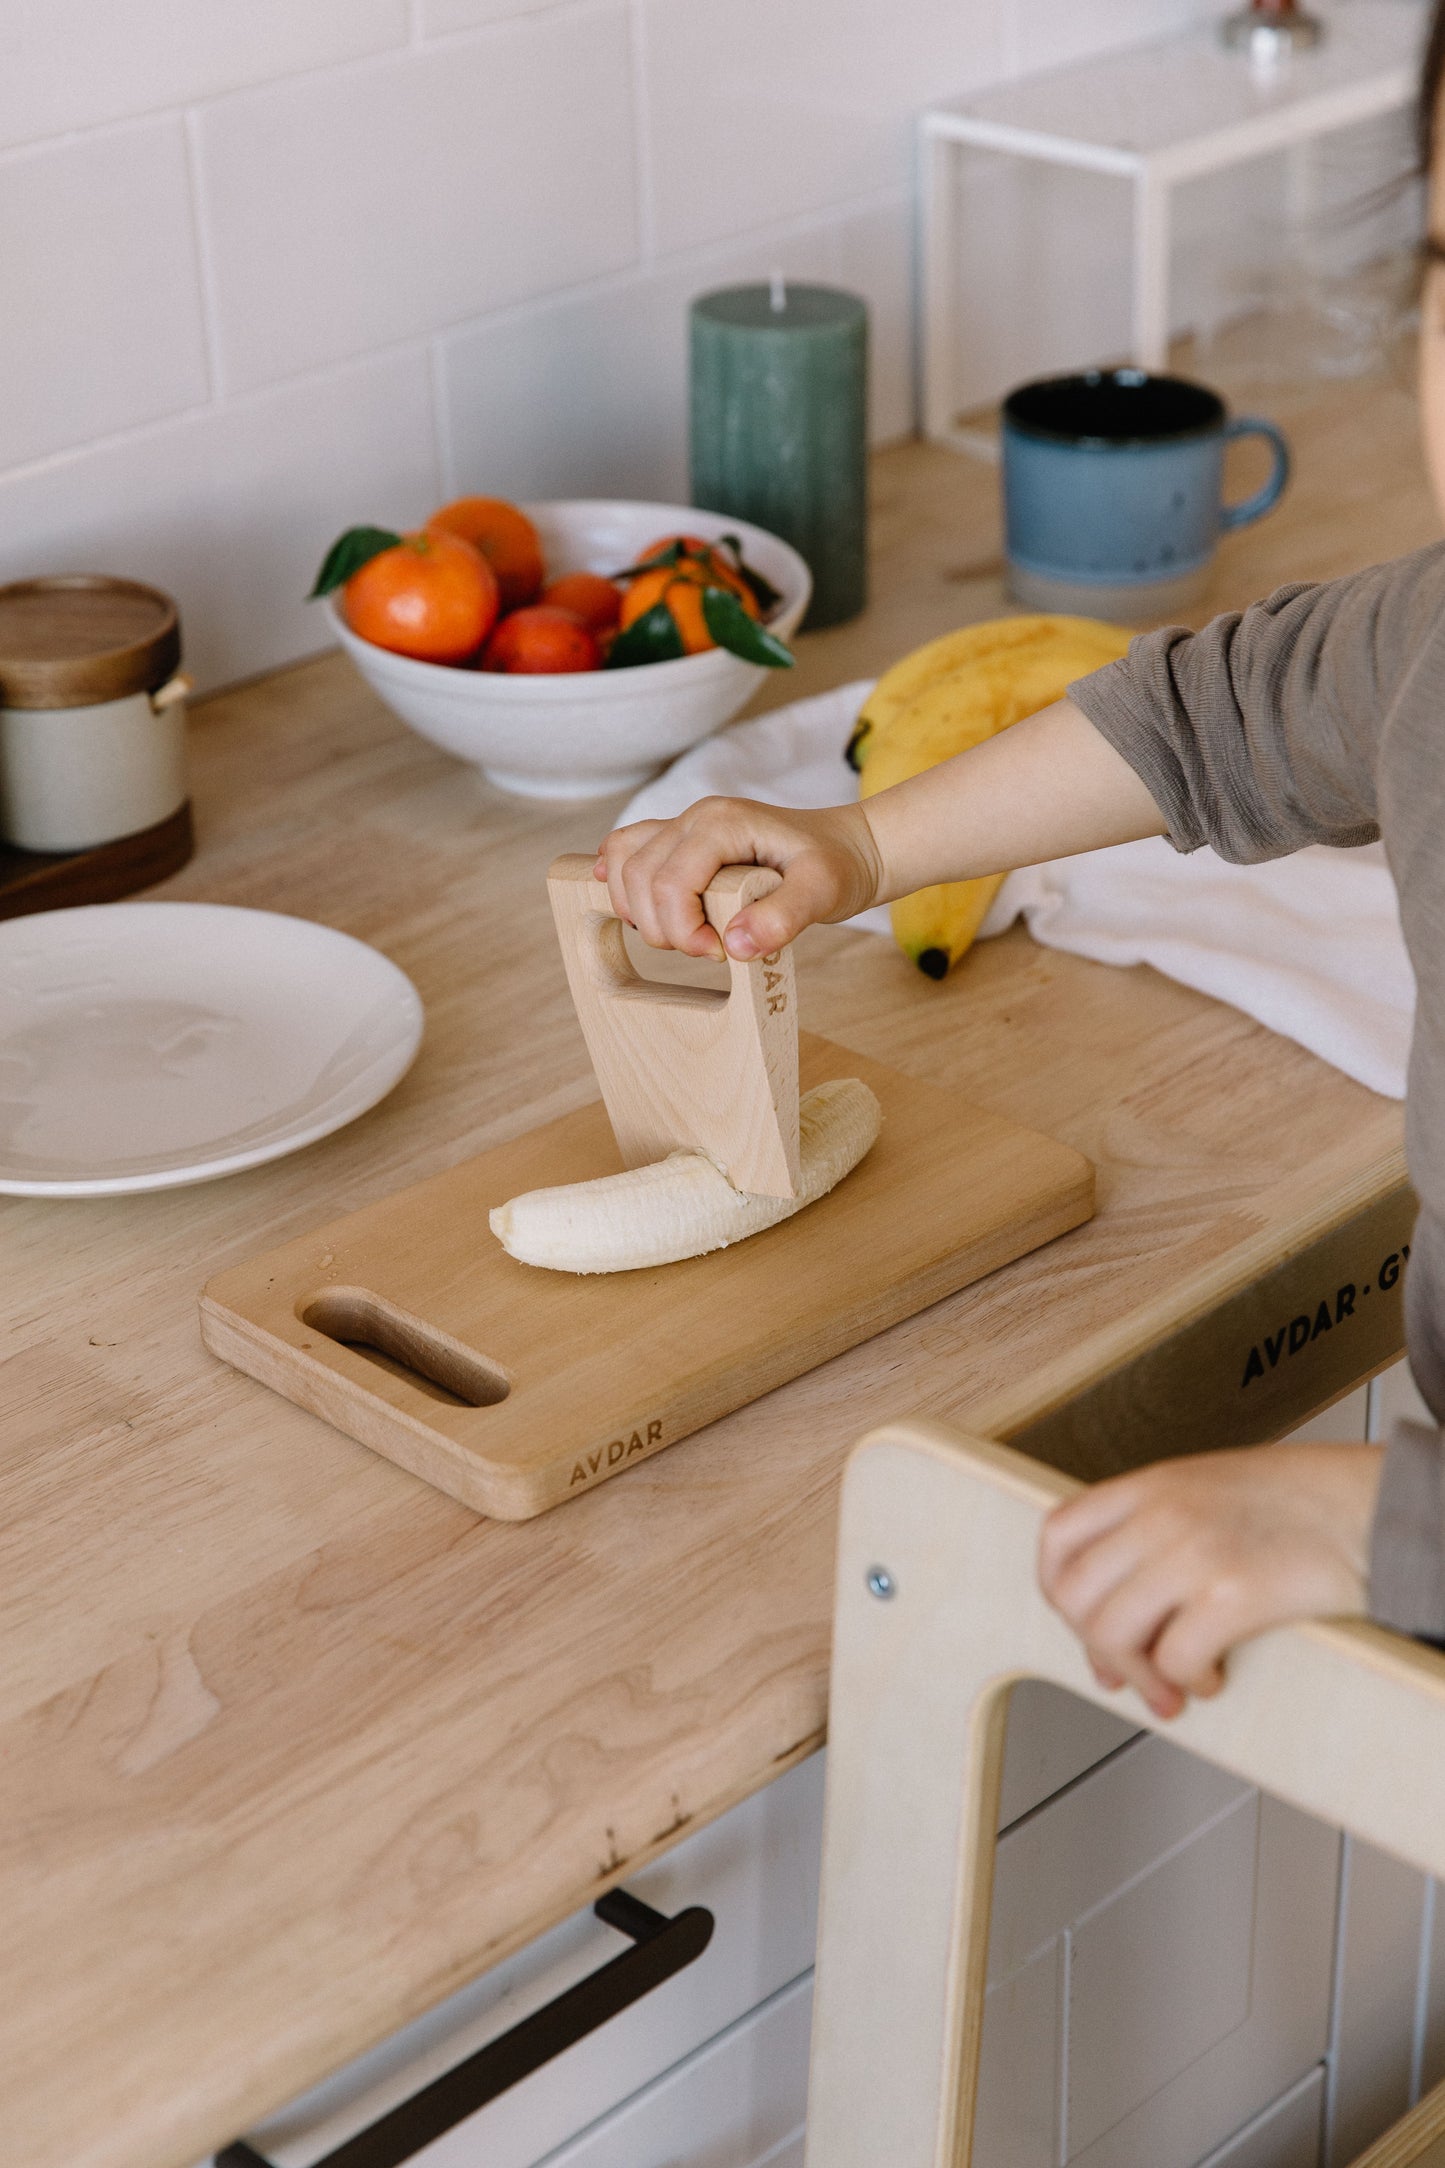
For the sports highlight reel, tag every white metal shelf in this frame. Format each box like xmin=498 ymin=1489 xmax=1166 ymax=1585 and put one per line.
xmin=920 ymin=0 xmax=1425 ymax=443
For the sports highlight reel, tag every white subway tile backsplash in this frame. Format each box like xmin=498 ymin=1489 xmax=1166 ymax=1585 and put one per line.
xmin=438 ymin=194 xmax=913 ymax=511
xmin=0 ymin=351 xmax=438 ymax=691
xmin=194 ymin=8 xmax=639 ymax=394
xmin=835 ymin=195 xmax=916 ymax=444
xmin=638 ymin=0 xmax=1007 ymax=257
xmin=1007 ymin=0 xmax=1209 ymax=79
xmin=0 ymin=123 xmax=210 ymax=471
xmin=0 ymin=0 xmax=1408 ymax=694
xmin=0 ymin=0 xmax=409 ymax=153
xmin=439 ymin=222 xmax=879 ymax=510
xmin=418 ymin=0 xmax=566 ymax=35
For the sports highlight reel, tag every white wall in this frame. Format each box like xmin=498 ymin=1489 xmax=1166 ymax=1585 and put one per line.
xmin=0 ymin=0 xmax=1214 ymax=691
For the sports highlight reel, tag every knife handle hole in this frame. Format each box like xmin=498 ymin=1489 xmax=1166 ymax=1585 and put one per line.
xmin=586 ymin=913 xmax=729 ymax=1008
xmin=619 ymin=920 xmax=732 ymax=994
xmin=300 ymin=1288 xmax=510 ymax=1409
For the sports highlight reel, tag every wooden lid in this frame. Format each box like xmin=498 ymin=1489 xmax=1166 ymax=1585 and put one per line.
xmin=0 ymin=576 xmax=181 ymax=708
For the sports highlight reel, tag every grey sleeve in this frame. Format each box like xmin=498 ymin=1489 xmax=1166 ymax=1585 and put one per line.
xmin=1369 ymin=1422 xmax=1445 ymax=1641
xmin=1068 ymin=547 xmax=1445 ymax=863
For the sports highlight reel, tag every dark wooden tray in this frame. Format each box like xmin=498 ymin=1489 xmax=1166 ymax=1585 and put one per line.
xmin=0 ymin=801 xmax=193 ymax=921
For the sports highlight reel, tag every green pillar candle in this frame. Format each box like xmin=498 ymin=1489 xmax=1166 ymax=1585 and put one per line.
xmin=690 ymin=281 xmax=868 ymax=630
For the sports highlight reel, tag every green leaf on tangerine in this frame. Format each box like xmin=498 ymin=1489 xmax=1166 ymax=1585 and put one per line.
xmin=716 ymin=534 xmax=783 ymax=614
xmin=309 ymin=525 xmax=402 ymax=599
xmin=701 ymin=586 xmax=794 ymax=668
xmin=605 ymin=601 xmax=688 ymax=668
xmin=610 ymin=541 xmax=687 ymax=581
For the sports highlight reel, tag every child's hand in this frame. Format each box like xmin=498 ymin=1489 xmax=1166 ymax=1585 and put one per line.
xmin=1038 ymin=1441 xmax=1383 ymax=1721
xmin=595 ymin=797 xmax=883 ymax=962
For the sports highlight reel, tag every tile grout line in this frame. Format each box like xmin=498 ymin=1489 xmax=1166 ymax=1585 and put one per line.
xmin=0 ymin=0 xmax=615 ymax=166
xmin=1322 ymin=1829 xmax=1354 ymax=2168
xmin=1057 ymin=1924 xmax=1072 ymax=2167
xmin=181 ymin=106 xmax=229 ymax=406
xmin=0 ymin=339 xmax=437 ymax=492
xmin=428 ymin=336 xmax=457 ymax=499
xmin=417 ymin=0 xmax=616 ymax=49
xmin=0 ymin=183 xmax=911 ymax=498
xmin=0 ymin=7 xmax=1277 ymax=173
xmin=627 ymin=0 xmax=657 ymax=267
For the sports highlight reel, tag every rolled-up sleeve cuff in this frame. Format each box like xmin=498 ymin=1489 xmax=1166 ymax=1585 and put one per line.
xmin=1368 ymin=1420 xmax=1445 ymax=1639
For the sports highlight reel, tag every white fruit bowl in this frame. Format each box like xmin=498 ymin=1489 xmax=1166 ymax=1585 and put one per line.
xmin=328 ymin=499 xmax=812 ymax=800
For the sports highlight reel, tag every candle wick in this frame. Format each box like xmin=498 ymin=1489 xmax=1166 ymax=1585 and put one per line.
xmin=769 ymin=268 xmax=786 ymax=314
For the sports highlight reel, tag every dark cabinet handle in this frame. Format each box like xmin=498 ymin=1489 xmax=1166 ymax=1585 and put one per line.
xmin=216 ymin=1889 xmax=714 ymax=2168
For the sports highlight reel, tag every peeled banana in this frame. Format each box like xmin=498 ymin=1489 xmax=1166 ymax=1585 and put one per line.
xmin=490 ymin=1077 xmax=882 ymax=1274
xmin=850 ymin=616 xmax=1131 ymax=978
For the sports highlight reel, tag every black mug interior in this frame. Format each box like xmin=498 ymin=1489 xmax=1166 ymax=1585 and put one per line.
xmin=1004 ymin=368 xmax=1225 ymax=446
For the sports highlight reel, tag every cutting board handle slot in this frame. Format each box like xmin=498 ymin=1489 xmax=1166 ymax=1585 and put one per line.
xmin=300 ymin=1287 xmax=510 ymax=1409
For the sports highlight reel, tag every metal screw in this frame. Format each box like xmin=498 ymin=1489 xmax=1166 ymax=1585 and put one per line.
xmin=866 ymin=1566 xmax=896 ymax=1601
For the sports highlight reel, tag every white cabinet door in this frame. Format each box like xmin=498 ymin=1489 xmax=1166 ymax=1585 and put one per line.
xmin=230 ymin=1754 xmax=825 ymax=2168
xmin=1326 ymin=1832 xmax=1430 ymax=2166
xmin=220 ymin=1685 xmax=1142 ymax=2168
xmin=974 ymin=1730 xmax=1339 ymax=2168
xmin=529 ymin=1974 xmax=811 ymax=2168
xmin=998 ymin=1680 xmax=1137 ymax=1830
xmin=218 ymin=1650 xmax=1341 ymax=2168
xmin=1321 ymin=1359 xmax=1444 ymax=2165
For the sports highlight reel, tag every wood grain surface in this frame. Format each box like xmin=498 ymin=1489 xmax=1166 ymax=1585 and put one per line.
xmin=201 ymin=1033 xmax=1093 ymax=1516
xmin=0 ymin=573 xmax=180 ymax=706
xmin=1349 ymin=2079 xmax=1445 ymax=2167
xmin=1 ymin=366 xmax=1423 ymax=2168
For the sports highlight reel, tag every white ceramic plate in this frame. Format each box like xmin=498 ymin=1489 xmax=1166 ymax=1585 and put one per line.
xmin=0 ymin=902 xmax=424 ymax=1196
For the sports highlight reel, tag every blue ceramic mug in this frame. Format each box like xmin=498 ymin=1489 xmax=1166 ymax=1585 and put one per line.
xmin=1001 ymin=367 xmax=1290 ymax=620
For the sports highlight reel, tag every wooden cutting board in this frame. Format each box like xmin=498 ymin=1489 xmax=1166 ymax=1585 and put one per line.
xmin=201 ymin=1032 xmax=1093 ymax=1518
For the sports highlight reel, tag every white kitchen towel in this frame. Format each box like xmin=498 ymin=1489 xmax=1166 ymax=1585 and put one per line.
xmin=618 ymin=679 xmax=1416 ymax=1099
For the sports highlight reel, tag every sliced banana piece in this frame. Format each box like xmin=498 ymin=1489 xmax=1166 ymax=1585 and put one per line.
xmin=491 ymin=1077 xmax=882 ymax=1274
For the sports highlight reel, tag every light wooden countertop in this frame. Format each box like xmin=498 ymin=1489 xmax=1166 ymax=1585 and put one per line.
xmin=5 ymin=364 xmax=1429 ymax=2168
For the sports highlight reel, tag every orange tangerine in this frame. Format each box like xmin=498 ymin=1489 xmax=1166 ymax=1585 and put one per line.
xmin=428 ymin=497 xmax=545 ymax=611
xmin=482 ymin=604 xmax=600 ymax=674
xmin=540 ymin=572 xmax=623 ymax=639
xmin=344 ymin=530 xmax=498 ymax=663
xmin=618 ymin=560 xmax=758 ymax=656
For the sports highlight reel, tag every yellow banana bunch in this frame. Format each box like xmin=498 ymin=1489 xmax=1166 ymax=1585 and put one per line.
xmin=848 ymin=615 xmax=1131 ymax=979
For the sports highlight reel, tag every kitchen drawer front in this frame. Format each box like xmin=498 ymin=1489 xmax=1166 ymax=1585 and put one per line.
xmin=228 ymin=1752 xmax=825 ymax=2168
xmin=220 ymin=1683 xmax=1139 ymax=2168
xmin=529 ymin=1972 xmax=812 ymax=2168
xmin=973 ymin=1730 xmax=1340 ymax=2168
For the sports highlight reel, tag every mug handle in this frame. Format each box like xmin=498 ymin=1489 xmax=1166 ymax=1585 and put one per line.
xmin=1219 ymin=417 xmax=1291 ymax=531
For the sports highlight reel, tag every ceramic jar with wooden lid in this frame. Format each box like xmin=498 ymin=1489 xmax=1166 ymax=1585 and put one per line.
xmin=0 ymin=575 xmax=191 ymax=853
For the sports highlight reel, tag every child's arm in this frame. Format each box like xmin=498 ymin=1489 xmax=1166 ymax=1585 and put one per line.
xmin=595 ymin=697 xmax=1167 ymax=959
xmin=597 ymin=618 xmax=1397 ymax=1718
